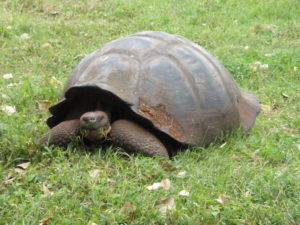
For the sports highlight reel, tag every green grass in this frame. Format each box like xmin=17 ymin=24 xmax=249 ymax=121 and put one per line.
xmin=0 ymin=0 xmax=299 ymax=224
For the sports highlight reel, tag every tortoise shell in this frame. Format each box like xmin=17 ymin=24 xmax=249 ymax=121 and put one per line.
xmin=47 ymin=31 xmax=260 ymax=147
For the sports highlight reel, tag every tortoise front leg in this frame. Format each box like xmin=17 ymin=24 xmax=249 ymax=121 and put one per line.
xmin=109 ymin=120 xmax=169 ymax=158
xmin=40 ymin=119 xmax=81 ymax=147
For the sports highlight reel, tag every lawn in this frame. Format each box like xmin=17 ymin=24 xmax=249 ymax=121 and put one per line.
xmin=0 ymin=0 xmax=299 ymax=224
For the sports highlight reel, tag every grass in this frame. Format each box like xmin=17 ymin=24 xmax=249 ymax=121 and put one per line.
xmin=0 ymin=0 xmax=299 ymax=224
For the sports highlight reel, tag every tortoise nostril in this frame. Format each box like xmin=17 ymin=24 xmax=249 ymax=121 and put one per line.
xmin=82 ymin=116 xmax=89 ymax=122
xmin=82 ymin=116 xmax=97 ymax=123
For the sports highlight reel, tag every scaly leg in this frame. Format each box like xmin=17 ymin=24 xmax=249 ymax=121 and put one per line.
xmin=40 ymin=119 xmax=81 ymax=147
xmin=109 ymin=120 xmax=169 ymax=158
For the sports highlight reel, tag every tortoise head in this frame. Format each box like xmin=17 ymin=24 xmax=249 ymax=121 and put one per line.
xmin=79 ymin=111 xmax=111 ymax=141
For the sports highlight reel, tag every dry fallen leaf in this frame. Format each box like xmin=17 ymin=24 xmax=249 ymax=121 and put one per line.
xmin=50 ymin=76 xmax=62 ymax=85
xmin=15 ymin=168 xmax=24 ymax=174
xmin=249 ymin=61 xmax=268 ymax=71
xmin=260 ymin=104 xmax=272 ymax=113
xmin=178 ymin=190 xmax=190 ymax=197
xmin=147 ymin=178 xmax=171 ymax=190
xmin=2 ymin=172 xmax=15 ymax=185
xmin=74 ymin=53 xmax=87 ymax=60
xmin=37 ymin=100 xmax=52 ymax=111
xmin=17 ymin=162 xmax=30 ymax=170
xmin=121 ymin=202 xmax=136 ymax=217
xmin=3 ymin=73 xmax=13 ymax=79
xmin=177 ymin=171 xmax=187 ymax=177
xmin=42 ymin=184 xmax=54 ymax=195
xmin=42 ymin=43 xmax=52 ymax=48
xmin=146 ymin=182 xmax=162 ymax=190
xmin=20 ymin=33 xmax=30 ymax=39
xmin=216 ymin=194 xmax=230 ymax=204
xmin=39 ymin=215 xmax=52 ymax=225
xmin=155 ymin=197 xmax=175 ymax=216
xmin=50 ymin=11 xmax=60 ymax=16
xmin=1 ymin=105 xmax=16 ymax=115
xmin=15 ymin=162 xmax=30 ymax=173
xmin=89 ymin=169 xmax=100 ymax=178
xmin=161 ymin=178 xmax=171 ymax=190
xmin=7 ymin=83 xmax=19 ymax=87
xmin=219 ymin=142 xmax=227 ymax=148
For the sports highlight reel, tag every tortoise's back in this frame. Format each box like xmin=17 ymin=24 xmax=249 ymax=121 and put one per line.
xmin=53 ymin=31 xmax=260 ymax=146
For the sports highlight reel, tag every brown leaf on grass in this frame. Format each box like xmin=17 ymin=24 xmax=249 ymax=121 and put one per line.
xmin=121 ymin=202 xmax=136 ymax=217
xmin=3 ymin=73 xmax=13 ymax=79
xmin=50 ymin=76 xmax=62 ymax=85
xmin=39 ymin=215 xmax=52 ymax=225
xmin=37 ymin=100 xmax=52 ymax=111
xmin=42 ymin=184 xmax=53 ymax=195
xmin=89 ymin=169 xmax=100 ymax=178
xmin=260 ymin=104 xmax=272 ymax=113
xmin=1 ymin=105 xmax=16 ymax=115
xmin=177 ymin=171 xmax=187 ymax=177
xmin=15 ymin=168 xmax=24 ymax=173
xmin=49 ymin=11 xmax=60 ymax=16
xmin=2 ymin=172 xmax=15 ymax=185
xmin=15 ymin=162 xmax=30 ymax=174
xmin=74 ymin=53 xmax=87 ymax=60
xmin=161 ymin=178 xmax=171 ymax=190
xmin=7 ymin=83 xmax=19 ymax=87
xmin=42 ymin=43 xmax=52 ymax=48
xmin=146 ymin=182 xmax=162 ymax=190
xmin=17 ymin=162 xmax=30 ymax=170
xmin=216 ymin=194 xmax=230 ymax=204
xmin=249 ymin=61 xmax=269 ymax=71
xmin=146 ymin=178 xmax=171 ymax=190
xmin=155 ymin=197 xmax=175 ymax=216
xmin=219 ymin=142 xmax=227 ymax=148
xmin=178 ymin=190 xmax=190 ymax=197
xmin=20 ymin=33 xmax=30 ymax=39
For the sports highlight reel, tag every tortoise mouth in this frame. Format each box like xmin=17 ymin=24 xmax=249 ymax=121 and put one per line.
xmin=79 ymin=110 xmax=111 ymax=141
xmin=80 ymin=125 xmax=112 ymax=141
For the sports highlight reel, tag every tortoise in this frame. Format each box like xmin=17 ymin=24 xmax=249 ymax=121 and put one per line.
xmin=40 ymin=31 xmax=260 ymax=158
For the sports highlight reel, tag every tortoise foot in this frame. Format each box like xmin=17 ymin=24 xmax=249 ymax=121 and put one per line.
xmin=109 ymin=120 xmax=169 ymax=158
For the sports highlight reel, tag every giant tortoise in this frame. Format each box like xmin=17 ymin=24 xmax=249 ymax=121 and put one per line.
xmin=41 ymin=31 xmax=260 ymax=158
